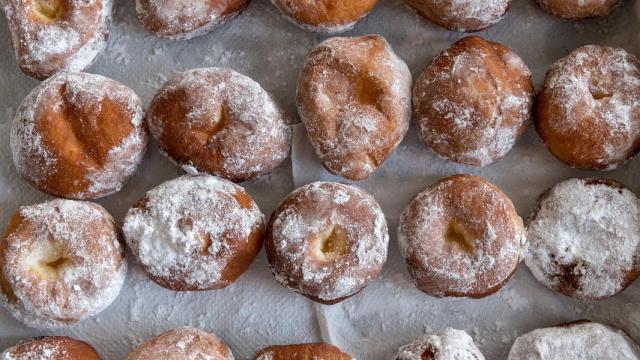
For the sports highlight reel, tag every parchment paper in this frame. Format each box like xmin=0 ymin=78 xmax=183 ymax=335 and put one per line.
xmin=0 ymin=0 xmax=640 ymax=359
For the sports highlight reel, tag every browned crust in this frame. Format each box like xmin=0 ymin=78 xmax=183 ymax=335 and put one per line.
xmin=253 ymin=343 xmax=353 ymax=360
xmin=273 ymin=0 xmax=377 ymax=29
xmin=126 ymin=327 xmax=232 ymax=360
xmin=536 ymin=0 xmax=621 ymax=19
xmin=405 ymin=0 xmax=511 ymax=32
xmin=2 ymin=336 xmax=101 ymax=359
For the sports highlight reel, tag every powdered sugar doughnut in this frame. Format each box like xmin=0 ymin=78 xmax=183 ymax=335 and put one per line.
xmin=1 ymin=336 xmax=101 ymax=360
xmin=0 ymin=199 xmax=127 ymax=330
xmin=271 ymin=0 xmax=378 ymax=33
xmin=406 ymin=0 xmax=511 ymax=32
xmin=1 ymin=0 xmax=113 ymax=79
xmin=253 ymin=343 xmax=354 ymax=359
xmin=413 ymin=36 xmax=534 ymax=166
xmin=126 ymin=327 xmax=234 ymax=360
xmin=123 ymin=175 xmax=265 ymax=291
xmin=537 ymin=0 xmax=621 ymax=19
xmin=398 ymin=174 xmax=525 ymax=298
xmin=11 ymin=72 xmax=148 ymax=200
xmin=508 ymin=321 xmax=640 ymax=359
xmin=148 ymin=68 xmax=291 ymax=182
xmin=392 ymin=328 xmax=485 ymax=360
xmin=266 ymin=182 xmax=388 ymax=304
xmin=537 ymin=45 xmax=640 ymax=170
xmin=297 ymin=35 xmax=412 ymax=181
xmin=136 ymin=0 xmax=249 ymax=40
xmin=525 ymin=178 xmax=640 ymax=301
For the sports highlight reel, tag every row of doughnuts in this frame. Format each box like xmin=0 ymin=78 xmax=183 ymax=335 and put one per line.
xmin=0 ymin=0 xmax=625 ymax=79
xmin=11 ymin=34 xmax=640 ymax=201
xmin=2 ymin=172 xmax=639 ymax=330
xmin=3 ymin=320 xmax=640 ymax=359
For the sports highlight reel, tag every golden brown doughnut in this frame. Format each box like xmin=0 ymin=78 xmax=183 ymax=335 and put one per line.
xmin=537 ymin=0 xmax=621 ymax=19
xmin=136 ymin=0 xmax=249 ymax=40
xmin=253 ymin=343 xmax=353 ymax=360
xmin=0 ymin=199 xmax=127 ymax=329
xmin=297 ymin=35 xmax=412 ymax=180
xmin=536 ymin=45 xmax=640 ymax=170
xmin=1 ymin=0 xmax=113 ymax=79
xmin=123 ymin=175 xmax=265 ymax=291
xmin=413 ymin=36 xmax=534 ymax=166
xmin=406 ymin=0 xmax=511 ymax=32
xmin=392 ymin=329 xmax=485 ymax=360
xmin=525 ymin=178 xmax=640 ymax=301
xmin=126 ymin=327 xmax=234 ymax=360
xmin=10 ymin=71 xmax=148 ymax=200
xmin=508 ymin=321 xmax=640 ymax=359
xmin=266 ymin=182 xmax=388 ymax=304
xmin=147 ymin=68 xmax=291 ymax=182
xmin=1 ymin=336 xmax=101 ymax=360
xmin=398 ymin=174 xmax=525 ymax=298
xmin=271 ymin=0 xmax=378 ymax=33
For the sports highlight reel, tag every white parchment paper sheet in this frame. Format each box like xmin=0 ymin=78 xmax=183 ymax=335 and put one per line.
xmin=1 ymin=0 xmax=640 ymax=359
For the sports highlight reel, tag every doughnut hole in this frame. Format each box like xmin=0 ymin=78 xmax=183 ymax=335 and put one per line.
xmin=444 ymin=221 xmax=474 ymax=253
xmin=23 ymin=240 xmax=72 ymax=280
xmin=310 ymin=224 xmax=350 ymax=262
xmin=31 ymin=0 xmax=65 ymax=22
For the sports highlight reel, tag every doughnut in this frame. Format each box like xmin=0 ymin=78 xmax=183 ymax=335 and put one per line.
xmin=392 ymin=329 xmax=485 ymax=360
xmin=0 ymin=199 xmax=127 ymax=329
xmin=297 ymin=35 xmax=412 ymax=180
xmin=536 ymin=0 xmax=621 ymax=19
xmin=413 ymin=36 xmax=534 ymax=166
xmin=123 ymin=175 xmax=265 ymax=291
xmin=126 ymin=327 xmax=234 ymax=360
xmin=1 ymin=336 xmax=101 ymax=360
xmin=147 ymin=68 xmax=291 ymax=182
xmin=253 ymin=343 xmax=353 ymax=360
xmin=1 ymin=0 xmax=113 ymax=79
xmin=271 ymin=0 xmax=378 ymax=33
xmin=508 ymin=320 xmax=640 ymax=359
xmin=398 ymin=174 xmax=525 ymax=298
xmin=11 ymin=72 xmax=148 ymax=200
xmin=525 ymin=178 xmax=640 ymax=301
xmin=406 ymin=0 xmax=511 ymax=32
xmin=266 ymin=182 xmax=388 ymax=304
xmin=136 ymin=0 xmax=249 ymax=40
xmin=537 ymin=45 xmax=640 ymax=170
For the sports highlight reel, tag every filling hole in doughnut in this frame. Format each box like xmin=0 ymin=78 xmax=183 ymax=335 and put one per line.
xmin=31 ymin=0 xmax=64 ymax=22
xmin=25 ymin=242 xmax=72 ymax=279
xmin=444 ymin=221 xmax=474 ymax=253
xmin=310 ymin=224 xmax=350 ymax=262
xmin=590 ymin=90 xmax=613 ymax=100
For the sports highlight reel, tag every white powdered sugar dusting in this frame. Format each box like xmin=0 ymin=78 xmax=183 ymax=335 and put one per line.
xmin=270 ymin=0 xmax=372 ymax=33
xmin=10 ymin=71 xmax=148 ymax=199
xmin=1 ymin=0 xmax=113 ymax=78
xmin=269 ymin=182 xmax=388 ymax=302
xmin=508 ymin=321 xmax=640 ymax=359
xmin=525 ymin=178 xmax=640 ymax=300
xmin=1 ymin=340 xmax=67 ymax=360
xmin=122 ymin=175 xmax=265 ymax=290
xmin=0 ymin=199 xmax=127 ymax=330
xmin=126 ymin=327 xmax=235 ymax=360
xmin=393 ymin=328 xmax=485 ymax=360
xmin=406 ymin=0 xmax=510 ymax=32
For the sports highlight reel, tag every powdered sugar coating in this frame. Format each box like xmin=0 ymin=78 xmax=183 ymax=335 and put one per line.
xmin=398 ymin=175 xmax=525 ymax=298
xmin=508 ymin=321 xmax=640 ymax=360
xmin=0 ymin=199 xmax=127 ymax=330
xmin=1 ymin=0 xmax=113 ymax=79
xmin=1 ymin=336 xmax=100 ymax=360
xmin=148 ymin=67 xmax=292 ymax=183
xmin=10 ymin=72 xmax=148 ymax=200
xmin=392 ymin=328 xmax=485 ymax=360
xmin=135 ymin=0 xmax=248 ymax=40
xmin=267 ymin=182 xmax=388 ymax=303
xmin=125 ymin=327 xmax=234 ymax=360
xmin=297 ymin=35 xmax=412 ymax=180
xmin=406 ymin=0 xmax=510 ymax=32
xmin=123 ymin=175 xmax=265 ymax=291
xmin=536 ymin=45 xmax=640 ymax=170
xmin=525 ymin=178 xmax=640 ymax=300
xmin=536 ymin=0 xmax=621 ymax=19
xmin=414 ymin=36 xmax=534 ymax=167
xmin=270 ymin=0 xmax=377 ymax=33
